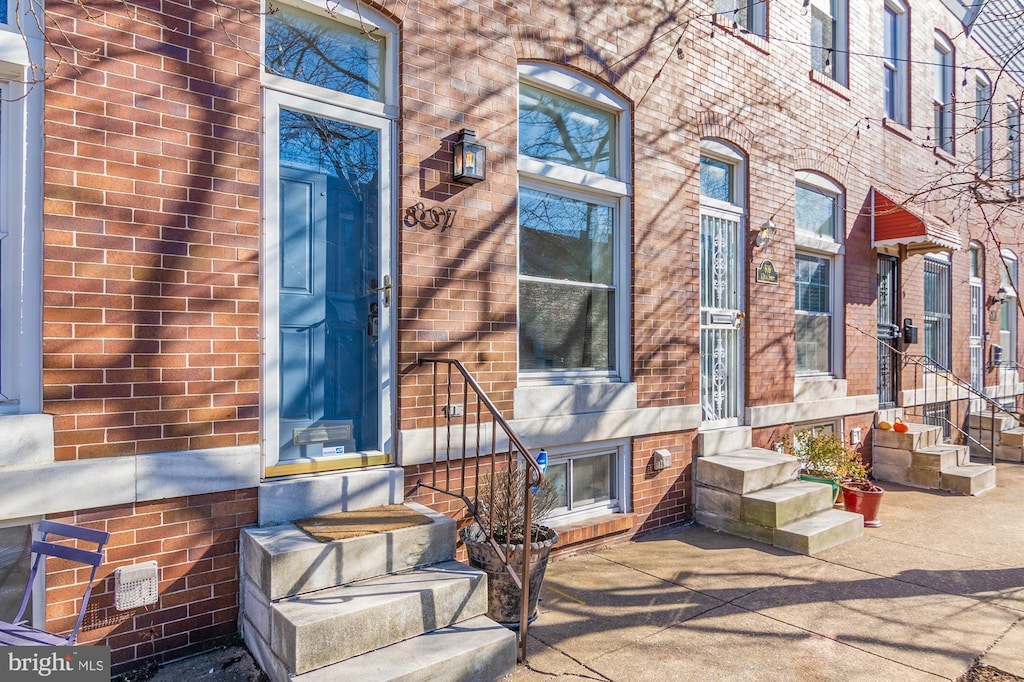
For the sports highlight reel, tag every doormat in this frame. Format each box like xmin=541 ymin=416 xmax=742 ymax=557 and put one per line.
xmin=294 ymin=504 xmax=434 ymax=542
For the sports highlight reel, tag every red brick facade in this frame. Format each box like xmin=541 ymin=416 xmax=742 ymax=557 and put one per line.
xmin=0 ymin=0 xmax=1018 ymax=674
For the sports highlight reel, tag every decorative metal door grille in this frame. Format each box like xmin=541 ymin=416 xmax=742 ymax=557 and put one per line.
xmin=924 ymin=258 xmax=952 ymax=369
xmin=970 ymin=280 xmax=985 ymax=411
xmin=700 ymin=212 xmax=743 ymax=423
xmin=877 ymin=256 xmax=899 ymax=409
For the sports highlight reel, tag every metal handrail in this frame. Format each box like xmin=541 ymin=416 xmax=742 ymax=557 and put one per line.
xmin=900 ymin=352 xmax=1021 ymax=464
xmin=415 ymin=357 xmax=544 ymax=664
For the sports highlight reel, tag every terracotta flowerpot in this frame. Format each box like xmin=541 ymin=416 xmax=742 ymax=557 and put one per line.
xmin=461 ymin=523 xmax=558 ymax=628
xmin=842 ymin=482 xmax=885 ymax=527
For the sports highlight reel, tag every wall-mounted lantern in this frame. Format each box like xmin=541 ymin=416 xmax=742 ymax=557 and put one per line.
xmin=453 ymin=129 xmax=486 ymax=184
xmin=754 ymin=220 xmax=776 ymax=249
xmin=989 ymin=286 xmax=1009 ymax=307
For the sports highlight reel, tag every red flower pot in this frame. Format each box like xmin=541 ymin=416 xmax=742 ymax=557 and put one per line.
xmin=842 ymin=482 xmax=884 ymax=528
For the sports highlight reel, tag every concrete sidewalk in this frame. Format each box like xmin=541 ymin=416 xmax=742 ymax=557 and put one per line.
xmin=137 ymin=463 xmax=1024 ymax=682
xmin=511 ymin=463 xmax=1024 ymax=682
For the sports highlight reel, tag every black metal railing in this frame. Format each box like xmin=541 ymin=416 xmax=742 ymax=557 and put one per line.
xmin=415 ymin=357 xmax=544 ymax=663
xmin=900 ymin=352 xmax=1021 ymax=463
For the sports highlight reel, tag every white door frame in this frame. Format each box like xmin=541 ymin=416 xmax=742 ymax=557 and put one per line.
xmin=261 ymin=88 xmax=395 ymax=470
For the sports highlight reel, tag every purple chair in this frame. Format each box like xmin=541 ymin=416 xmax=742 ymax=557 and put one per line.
xmin=0 ymin=521 xmax=110 ymax=646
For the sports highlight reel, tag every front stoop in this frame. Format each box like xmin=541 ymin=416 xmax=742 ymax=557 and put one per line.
xmin=873 ymin=425 xmax=997 ymax=495
xmin=240 ymin=501 xmax=516 ymax=682
xmin=694 ymin=447 xmax=863 ymax=556
xmin=967 ymin=413 xmax=1024 ymax=463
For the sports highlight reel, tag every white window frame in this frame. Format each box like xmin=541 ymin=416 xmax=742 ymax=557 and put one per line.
xmin=933 ymin=33 xmax=955 ymax=154
xmin=794 ymin=172 xmax=845 ymax=378
xmin=810 ymin=0 xmax=848 ymax=85
xmin=1001 ymin=250 xmax=1018 ymax=367
xmin=261 ymin=0 xmax=399 ymax=118
xmin=516 ymin=63 xmax=631 ymax=385
xmin=543 ymin=439 xmax=630 ymax=526
xmin=0 ymin=8 xmax=43 ymax=415
xmin=976 ymin=74 xmax=993 ymax=177
xmin=1009 ymin=99 xmax=1021 ymax=196
xmin=883 ymin=0 xmax=909 ymax=125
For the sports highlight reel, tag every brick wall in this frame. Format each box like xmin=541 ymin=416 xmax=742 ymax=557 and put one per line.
xmin=42 ymin=0 xmax=263 ymax=461
xmin=46 ymin=490 xmax=256 ymax=675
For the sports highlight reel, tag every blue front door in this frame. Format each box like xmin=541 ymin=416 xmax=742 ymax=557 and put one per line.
xmin=276 ymin=108 xmax=385 ymax=463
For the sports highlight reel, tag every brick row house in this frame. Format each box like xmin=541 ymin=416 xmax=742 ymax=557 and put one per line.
xmin=1 ymin=0 xmax=1022 ymax=675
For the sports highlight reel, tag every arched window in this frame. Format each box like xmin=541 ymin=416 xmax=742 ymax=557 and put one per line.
xmin=795 ymin=172 xmax=845 ymax=376
xmin=517 ymin=64 xmax=631 ymax=382
xmin=933 ymin=32 xmax=955 ymax=153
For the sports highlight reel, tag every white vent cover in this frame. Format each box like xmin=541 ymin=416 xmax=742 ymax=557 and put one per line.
xmin=114 ymin=560 xmax=159 ymax=611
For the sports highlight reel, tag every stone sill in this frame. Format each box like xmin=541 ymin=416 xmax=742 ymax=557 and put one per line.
xmin=549 ymin=512 xmax=635 ymax=554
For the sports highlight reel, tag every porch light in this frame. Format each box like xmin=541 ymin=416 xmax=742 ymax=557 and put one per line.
xmin=990 ymin=286 xmax=1009 ymax=306
xmin=755 ymin=220 xmax=776 ymax=249
xmin=453 ymin=129 xmax=486 ymax=184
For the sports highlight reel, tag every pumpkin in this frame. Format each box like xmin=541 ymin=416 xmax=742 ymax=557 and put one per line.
xmin=877 ymin=421 xmax=892 ymax=430
xmin=892 ymin=418 xmax=909 ymax=433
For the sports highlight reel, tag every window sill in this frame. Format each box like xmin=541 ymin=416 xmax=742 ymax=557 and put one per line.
xmin=712 ymin=15 xmax=769 ymax=54
xmin=548 ymin=512 xmax=635 ymax=554
xmin=883 ymin=118 xmax=914 ymax=141
xmin=808 ymin=70 xmax=851 ymax=100
xmin=933 ymin=147 xmax=957 ymax=166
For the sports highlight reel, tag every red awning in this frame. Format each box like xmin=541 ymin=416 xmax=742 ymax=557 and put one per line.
xmin=871 ymin=188 xmax=962 ymax=253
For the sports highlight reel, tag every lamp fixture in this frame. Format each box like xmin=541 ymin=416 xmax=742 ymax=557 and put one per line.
xmin=452 ymin=128 xmax=486 ymax=185
xmin=990 ymin=286 xmax=1009 ymax=306
xmin=755 ymin=220 xmax=776 ymax=249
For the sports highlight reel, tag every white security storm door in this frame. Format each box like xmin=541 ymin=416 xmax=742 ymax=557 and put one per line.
xmin=265 ymin=95 xmax=392 ymax=469
xmin=700 ymin=211 xmax=744 ymax=427
xmin=969 ymin=273 xmax=984 ymax=411
xmin=877 ymin=255 xmax=899 ymax=409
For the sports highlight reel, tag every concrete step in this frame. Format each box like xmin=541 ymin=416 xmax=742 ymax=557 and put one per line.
xmin=242 ymin=502 xmax=456 ymax=601
xmin=695 ymin=449 xmax=800 ymax=495
xmin=258 ymin=467 xmax=405 ymax=525
xmin=271 ymin=561 xmax=487 ymax=674
xmin=966 ymin=413 xmax=1019 ymax=432
xmin=998 ymin=427 xmax=1024 ymax=447
xmin=911 ymin=444 xmax=970 ymax=471
xmin=941 ymin=464 xmax=997 ymax=496
xmin=292 ymin=615 xmax=516 ymax=682
xmin=874 ymin=424 xmax=942 ymax=451
xmin=993 ymin=443 xmax=1024 ymax=463
xmin=693 ymin=509 xmax=775 ymax=545
xmin=740 ymin=480 xmax=834 ymax=528
xmin=774 ymin=509 xmax=865 ymax=556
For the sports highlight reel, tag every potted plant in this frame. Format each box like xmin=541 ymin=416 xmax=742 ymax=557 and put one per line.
xmin=792 ymin=428 xmax=856 ymax=504
xmin=460 ymin=462 xmax=559 ymax=629
xmin=840 ymin=460 xmax=885 ymax=528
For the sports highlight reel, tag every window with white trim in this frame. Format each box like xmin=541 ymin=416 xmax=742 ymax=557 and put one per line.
xmin=933 ymin=33 xmax=954 ymax=154
xmin=0 ymin=9 xmax=44 ymax=415
xmin=795 ymin=173 xmax=844 ymax=377
xmin=517 ymin=64 xmax=630 ymax=382
xmin=1001 ymin=251 xmax=1018 ymax=366
xmin=976 ymin=75 xmax=993 ymax=177
xmin=883 ymin=0 xmax=909 ymax=125
xmin=1009 ymin=100 xmax=1021 ymax=196
xmin=544 ymin=440 xmax=629 ymax=524
xmin=810 ymin=0 xmax=848 ymax=85
xmin=715 ymin=0 xmax=767 ymax=37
